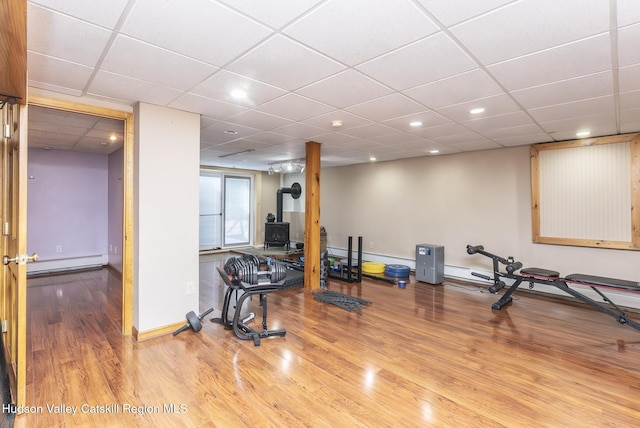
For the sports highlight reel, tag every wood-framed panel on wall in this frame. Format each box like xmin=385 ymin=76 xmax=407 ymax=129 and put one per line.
xmin=531 ymin=133 xmax=640 ymax=250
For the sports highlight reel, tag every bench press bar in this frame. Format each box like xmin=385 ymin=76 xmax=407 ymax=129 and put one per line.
xmin=467 ymin=245 xmax=640 ymax=332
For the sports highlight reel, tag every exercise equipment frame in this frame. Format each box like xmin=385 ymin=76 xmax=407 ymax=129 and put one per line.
xmin=467 ymin=245 xmax=640 ymax=332
xmin=212 ymin=267 xmax=287 ymax=346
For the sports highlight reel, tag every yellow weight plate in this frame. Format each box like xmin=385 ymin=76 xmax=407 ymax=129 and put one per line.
xmin=361 ymin=261 xmax=385 ymax=274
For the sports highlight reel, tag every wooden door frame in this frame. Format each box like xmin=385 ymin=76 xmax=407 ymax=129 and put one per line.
xmin=28 ymin=95 xmax=134 ymax=335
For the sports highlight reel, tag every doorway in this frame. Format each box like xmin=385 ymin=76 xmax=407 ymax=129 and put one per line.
xmin=199 ymin=169 xmax=254 ymax=251
xmin=27 ymin=95 xmax=133 ymax=335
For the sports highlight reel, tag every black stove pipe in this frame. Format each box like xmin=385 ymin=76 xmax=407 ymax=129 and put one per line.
xmin=276 ymin=182 xmax=302 ymax=222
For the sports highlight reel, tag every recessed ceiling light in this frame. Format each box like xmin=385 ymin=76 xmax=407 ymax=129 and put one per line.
xmin=576 ymin=130 xmax=591 ymax=138
xmin=331 ymin=120 xmax=343 ymax=128
xmin=410 ymin=121 xmax=423 ymax=127
xmin=429 ymin=150 xmax=439 ymax=154
xmin=224 ymin=130 xmax=238 ymax=135
xmin=230 ymin=89 xmax=247 ymax=99
xmin=470 ymin=107 xmax=485 ymax=114
xmin=369 ymin=157 xmax=377 ymax=162
xmin=109 ymin=135 xmax=117 ymax=141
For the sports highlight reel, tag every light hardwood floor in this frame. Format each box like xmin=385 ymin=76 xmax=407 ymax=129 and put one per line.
xmin=13 ymin=254 xmax=640 ymax=427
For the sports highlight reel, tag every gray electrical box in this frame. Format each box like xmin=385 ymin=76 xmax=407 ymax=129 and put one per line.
xmin=415 ymin=244 xmax=445 ymax=284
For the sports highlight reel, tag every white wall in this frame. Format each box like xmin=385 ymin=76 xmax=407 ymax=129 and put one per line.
xmin=321 ymin=146 xmax=640 ymax=307
xmin=134 ymin=103 xmax=200 ymax=332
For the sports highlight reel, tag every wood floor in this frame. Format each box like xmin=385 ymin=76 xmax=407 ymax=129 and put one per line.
xmin=14 ymin=254 xmax=640 ymax=427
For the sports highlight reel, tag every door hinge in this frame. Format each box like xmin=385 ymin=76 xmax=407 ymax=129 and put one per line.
xmin=2 ymin=222 xmax=8 ymax=236
xmin=1 ymin=320 xmax=7 ymax=333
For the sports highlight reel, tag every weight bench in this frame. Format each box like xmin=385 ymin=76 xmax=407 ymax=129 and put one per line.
xmin=466 ymin=245 xmax=640 ymax=332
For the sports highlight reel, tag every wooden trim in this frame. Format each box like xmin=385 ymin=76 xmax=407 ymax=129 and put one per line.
xmin=27 ymin=95 xmax=134 ymax=334
xmin=531 ymin=133 xmax=640 ymax=250
xmin=530 ymin=145 xmax=541 ymax=243
xmin=0 ymin=0 xmax=27 ymax=103
xmin=304 ymin=141 xmax=321 ymax=290
xmin=632 ymin=135 xmax=640 ymax=248
xmin=132 ymin=321 xmax=185 ymax=341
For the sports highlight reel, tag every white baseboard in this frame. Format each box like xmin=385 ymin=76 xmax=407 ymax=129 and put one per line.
xmin=326 ymin=247 xmax=640 ymax=310
xmin=27 ymin=255 xmax=108 ymax=274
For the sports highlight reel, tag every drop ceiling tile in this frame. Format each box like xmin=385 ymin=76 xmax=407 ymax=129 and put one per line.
xmin=27 ymin=52 xmax=94 ymax=93
xmin=511 ymin=72 xmax=613 ymax=109
xmin=538 ymin=115 xmax=617 ymax=139
xmin=340 ymin=123 xmax=398 ymax=139
xmin=29 ymin=0 xmax=131 ymax=28
xmin=447 ymin=139 xmax=503 ymax=151
xmin=346 ymin=93 xmax=427 ymax=122
xmin=415 ymin=0 xmax=515 ymax=27
xmin=382 ymin=110 xmax=451 ymax=131
xmin=169 ymin=93 xmax=248 ymax=120
xmin=121 ymin=0 xmax=271 ymax=66
xmin=619 ymin=89 xmax=640 ymax=110
xmin=284 ymin=0 xmax=439 ymax=66
xmin=618 ymin=23 xmax=640 ymax=67
xmin=429 ymin=131 xmax=488 ymax=145
xmin=28 ymin=4 xmax=113 ymax=66
xmin=302 ymin=111 xmax=372 ymax=132
xmin=29 ymin=106 xmax=100 ymax=129
xmin=102 ymin=36 xmax=218 ymax=90
xmin=479 ymin=123 xmax=547 ymax=140
xmin=495 ymin=133 xmax=554 ymax=147
xmin=487 ymin=34 xmax=612 ymax=91
xmin=619 ymin=64 xmax=640 ymax=92
xmin=527 ymin=96 xmax=615 ymax=123
xmin=461 ymin=111 xmax=535 ymax=133
xmin=191 ymin=70 xmax=287 ymax=107
xmin=618 ymin=0 xmax=640 ymax=27
xmin=450 ymin=0 xmax=609 ymax=65
xmin=256 ymin=94 xmax=334 ymax=122
xmin=297 ymin=70 xmax=394 ymax=108
xmin=270 ymin=122 xmax=327 ymax=138
xmin=218 ymin=0 xmax=323 ymax=29
xmin=224 ymin=109 xmax=294 ymax=130
xmin=87 ymin=71 xmax=184 ymax=106
xmin=403 ymin=68 xmax=503 ymax=109
xmin=238 ymin=132 xmax=299 ymax=146
xmin=370 ymin=132 xmax=423 ymax=145
xmin=620 ymin=107 xmax=640 ymax=133
xmin=76 ymin=135 xmax=116 ymax=152
xmin=409 ymin=122 xmax=472 ymax=139
xmin=358 ymin=33 xmax=477 ymax=91
xmin=227 ymin=35 xmax=345 ymax=90
xmin=200 ymin=122 xmax=262 ymax=147
xmin=436 ymin=93 xmax=521 ymax=122
xmin=28 ymin=129 xmax=80 ymax=146
xmin=310 ymin=132 xmax=359 ymax=145
xmin=397 ymin=139 xmax=437 ymax=151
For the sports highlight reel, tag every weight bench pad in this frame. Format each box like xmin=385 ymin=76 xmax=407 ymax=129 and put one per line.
xmin=564 ymin=274 xmax=640 ymax=291
xmin=520 ymin=267 xmax=560 ymax=279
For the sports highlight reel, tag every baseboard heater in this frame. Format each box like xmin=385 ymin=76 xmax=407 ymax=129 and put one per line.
xmin=27 ymin=255 xmax=108 ymax=275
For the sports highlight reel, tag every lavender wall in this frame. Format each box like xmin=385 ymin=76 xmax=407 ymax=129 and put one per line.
xmin=27 ymin=149 xmax=109 ymax=262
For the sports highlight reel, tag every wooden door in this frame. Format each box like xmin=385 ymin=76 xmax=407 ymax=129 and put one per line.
xmin=1 ymin=101 xmax=33 ymax=407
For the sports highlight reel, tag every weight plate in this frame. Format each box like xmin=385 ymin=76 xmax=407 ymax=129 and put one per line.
xmin=384 ymin=264 xmax=410 ymax=277
xmin=362 ymin=261 xmax=385 ymax=274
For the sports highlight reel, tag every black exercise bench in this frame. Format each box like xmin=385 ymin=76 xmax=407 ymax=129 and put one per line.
xmin=466 ymin=245 xmax=640 ymax=332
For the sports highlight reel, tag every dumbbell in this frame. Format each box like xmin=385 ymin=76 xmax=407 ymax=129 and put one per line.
xmin=173 ymin=308 xmax=214 ymax=336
